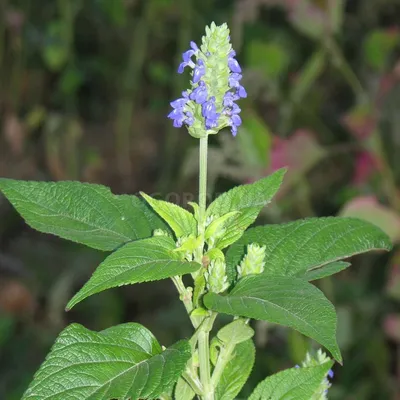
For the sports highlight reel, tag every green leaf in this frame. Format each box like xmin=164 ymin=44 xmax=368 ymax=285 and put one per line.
xmin=226 ymin=217 xmax=391 ymax=281
xmin=204 ymin=275 xmax=341 ymax=361
xmin=0 ymin=179 xmax=169 ymax=251
xmin=302 ymin=261 xmax=350 ymax=281
xmin=141 ymin=192 xmax=197 ymax=238
xmin=100 ymin=323 xmax=162 ymax=355
xmin=248 ymin=361 xmax=334 ymax=400
xmin=217 ymin=319 xmax=254 ymax=345
xmin=206 ymin=169 xmax=286 ymax=249
xmin=67 ymin=236 xmax=201 ymax=309
xmin=23 ymin=323 xmax=191 ymax=400
xmin=175 ymin=377 xmax=195 ymax=400
xmin=215 ymin=339 xmax=255 ymax=400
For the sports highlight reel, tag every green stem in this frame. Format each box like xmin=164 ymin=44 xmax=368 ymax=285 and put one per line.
xmin=171 ymin=276 xmax=193 ymax=315
xmin=211 ymin=340 xmax=235 ymax=388
xmin=182 ymin=369 xmax=204 ymax=396
xmin=196 ymin=135 xmax=214 ymax=400
xmin=198 ymin=135 xmax=209 ymax=232
xmin=198 ymin=329 xmax=213 ymax=400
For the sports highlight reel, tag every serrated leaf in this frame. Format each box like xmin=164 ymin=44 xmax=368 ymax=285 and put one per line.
xmin=67 ymin=236 xmax=201 ymax=309
xmin=0 ymin=179 xmax=169 ymax=251
xmin=217 ymin=319 xmax=254 ymax=345
xmin=248 ymin=361 xmax=334 ymax=400
xmin=204 ymin=275 xmax=341 ymax=361
xmin=226 ymin=217 xmax=391 ymax=281
xmin=23 ymin=323 xmax=191 ymax=400
xmin=302 ymin=261 xmax=350 ymax=281
xmin=100 ymin=323 xmax=162 ymax=355
xmin=206 ymin=169 xmax=285 ymax=249
xmin=141 ymin=192 xmax=197 ymax=238
xmin=215 ymin=339 xmax=255 ymax=400
xmin=175 ymin=377 xmax=195 ymax=400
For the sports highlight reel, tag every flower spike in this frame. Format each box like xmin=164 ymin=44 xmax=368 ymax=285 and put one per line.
xmin=169 ymin=22 xmax=246 ymax=138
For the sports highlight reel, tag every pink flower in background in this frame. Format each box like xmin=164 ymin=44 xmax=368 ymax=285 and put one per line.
xmin=353 ymin=151 xmax=378 ymax=185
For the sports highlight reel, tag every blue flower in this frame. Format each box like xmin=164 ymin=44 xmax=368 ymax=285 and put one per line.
xmin=193 ymin=59 xmax=206 ymax=83
xmin=328 ymin=369 xmax=334 ymax=379
xmin=223 ymin=91 xmax=239 ymax=107
xmin=228 ymin=50 xmax=242 ymax=73
xmin=178 ymin=42 xmax=199 ymax=73
xmin=168 ymin=91 xmax=193 ymax=127
xmin=190 ymin=80 xmax=208 ymax=104
xmin=202 ymin=97 xmax=220 ymax=129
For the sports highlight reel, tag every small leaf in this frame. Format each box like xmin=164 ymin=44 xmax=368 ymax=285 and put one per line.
xmin=204 ymin=275 xmax=341 ymax=361
xmin=206 ymin=169 xmax=286 ymax=249
xmin=302 ymin=261 xmax=350 ymax=281
xmin=248 ymin=361 xmax=334 ymax=400
xmin=141 ymin=192 xmax=197 ymax=238
xmin=175 ymin=377 xmax=195 ymax=400
xmin=67 ymin=236 xmax=201 ymax=309
xmin=215 ymin=339 xmax=255 ymax=400
xmin=23 ymin=323 xmax=191 ymax=400
xmin=226 ymin=217 xmax=391 ymax=281
xmin=0 ymin=179 xmax=169 ymax=251
xmin=217 ymin=319 xmax=254 ymax=345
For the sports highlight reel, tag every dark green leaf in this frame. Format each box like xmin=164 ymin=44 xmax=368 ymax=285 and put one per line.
xmin=206 ymin=169 xmax=285 ymax=249
xmin=226 ymin=217 xmax=391 ymax=281
xmin=0 ymin=179 xmax=169 ymax=251
xmin=23 ymin=323 xmax=191 ymax=400
xmin=204 ymin=275 xmax=341 ymax=361
xmin=67 ymin=236 xmax=201 ymax=309
xmin=248 ymin=361 xmax=334 ymax=400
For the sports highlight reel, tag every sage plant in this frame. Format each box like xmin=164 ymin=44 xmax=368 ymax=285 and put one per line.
xmin=0 ymin=23 xmax=392 ymax=400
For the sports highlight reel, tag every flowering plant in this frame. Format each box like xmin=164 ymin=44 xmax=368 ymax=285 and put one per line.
xmin=0 ymin=23 xmax=392 ymax=400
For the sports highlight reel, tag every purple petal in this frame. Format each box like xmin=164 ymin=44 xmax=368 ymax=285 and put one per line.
xmin=185 ymin=111 xmax=194 ymax=126
xmin=328 ymin=369 xmax=334 ymax=379
xmin=190 ymin=41 xmax=199 ymax=51
xmin=228 ymin=57 xmax=242 ymax=73
xmin=182 ymin=49 xmax=195 ymax=63
xmin=178 ymin=62 xmax=186 ymax=74
xmin=237 ymin=85 xmax=247 ymax=98
xmin=231 ymin=114 xmax=242 ymax=126
xmin=193 ymin=60 xmax=206 ymax=83
xmin=170 ymin=98 xmax=187 ymax=109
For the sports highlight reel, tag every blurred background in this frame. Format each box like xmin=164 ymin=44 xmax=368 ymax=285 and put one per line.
xmin=0 ymin=0 xmax=400 ymax=398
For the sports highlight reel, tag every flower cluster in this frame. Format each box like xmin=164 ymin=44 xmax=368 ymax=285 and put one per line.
xmin=168 ymin=22 xmax=246 ymax=138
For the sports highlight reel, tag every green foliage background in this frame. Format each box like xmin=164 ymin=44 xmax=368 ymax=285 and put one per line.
xmin=1 ymin=0 xmax=400 ymax=398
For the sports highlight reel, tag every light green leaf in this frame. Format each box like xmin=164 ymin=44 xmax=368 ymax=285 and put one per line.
xmin=206 ymin=169 xmax=286 ymax=249
xmin=215 ymin=339 xmax=255 ymax=400
xmin=67 ymin=236 xmax=201 ymax=309
xmin=175 ymin=377 xmax=195 ymax=400
xmin=217 ymin=319 xmax=254 ymax=345
xmin=141 ymin=192 xmax=197 ymax=238
xmin=302 ymin=261 xmax=350 ymax=281
xmin=23 ymin=323 xmax=191 ymax=400
xmin=204 ymin=275 xmax=341 ymax=361
xmin=0 ymin=179 xmax=169 ymax=251
xmin=248 ymin=361 xmax=334 ymax=400
xmin=226 ymin=217 xmax=391 ymax=281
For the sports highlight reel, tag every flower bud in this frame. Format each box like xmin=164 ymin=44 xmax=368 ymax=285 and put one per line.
xmin=237 ymin=243 xmax=266 ymax=278
xmin=206 ymin=258 xmax=229 ymax=293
